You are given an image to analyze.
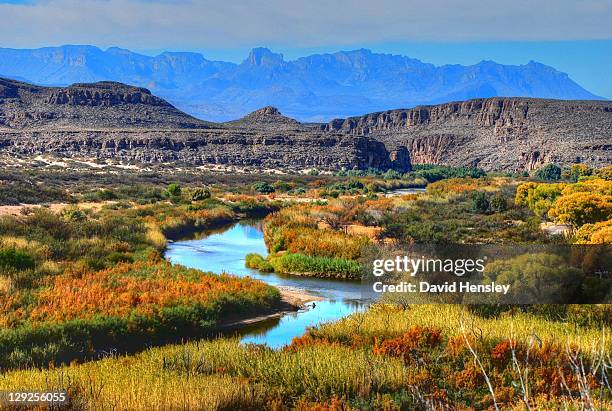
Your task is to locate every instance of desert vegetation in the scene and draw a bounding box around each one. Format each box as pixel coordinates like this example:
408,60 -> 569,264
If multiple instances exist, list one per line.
0,164 -> 609,410
516,165 -> 611,243
0,185 -> 282,370
0,304 -> 609,410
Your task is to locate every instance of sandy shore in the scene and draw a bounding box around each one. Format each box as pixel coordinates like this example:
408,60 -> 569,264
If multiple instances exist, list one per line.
278,286 -> 324,306
219,287 -> 323,330
0,202 -> 116,217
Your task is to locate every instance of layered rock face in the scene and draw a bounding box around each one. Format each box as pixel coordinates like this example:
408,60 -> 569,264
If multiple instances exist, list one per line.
323,98 -> 612,171
0,78 -> 408,172
2,78 -> 608,173
0,78 -> 210,130
1,130 -> 407,171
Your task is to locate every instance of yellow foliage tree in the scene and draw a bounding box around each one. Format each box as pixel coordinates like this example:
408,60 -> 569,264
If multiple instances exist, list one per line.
561,178 -> 612,196
547,192 -> 612,227
594,165 -> 612,181
515,183 -> 565,217
515,182 -> 538,206
574,220 -> 612,244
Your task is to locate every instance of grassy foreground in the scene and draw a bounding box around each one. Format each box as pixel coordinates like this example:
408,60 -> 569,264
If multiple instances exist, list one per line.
0,305 -> 609,410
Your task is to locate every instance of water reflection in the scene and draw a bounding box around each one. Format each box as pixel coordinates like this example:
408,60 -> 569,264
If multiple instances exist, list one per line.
165,221 -> 369,348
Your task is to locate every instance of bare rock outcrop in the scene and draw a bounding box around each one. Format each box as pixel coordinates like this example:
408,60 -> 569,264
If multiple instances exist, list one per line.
324,98 -> 611,171
2,77 -> 608,173
0,78 -> 407,172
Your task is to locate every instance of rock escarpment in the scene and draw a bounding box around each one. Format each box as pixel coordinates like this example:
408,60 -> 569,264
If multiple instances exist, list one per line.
1,130 -> 407,171
0,78 -> 210,130
2,78 -> 608,173
323,98 -> 612,171
0,78 -> 408,172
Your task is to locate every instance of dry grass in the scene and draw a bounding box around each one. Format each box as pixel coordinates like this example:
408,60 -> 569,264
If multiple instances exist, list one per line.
315,304 -> 611,355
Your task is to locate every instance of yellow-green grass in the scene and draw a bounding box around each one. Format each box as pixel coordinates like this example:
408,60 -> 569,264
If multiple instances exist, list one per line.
0,339 -> 406,410
313,304 -> 611,355
0,305 -> 609,409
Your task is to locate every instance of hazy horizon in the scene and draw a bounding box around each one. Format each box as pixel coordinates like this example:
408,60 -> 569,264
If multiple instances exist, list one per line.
1,41 -> 610,101
0,0 -> 610,98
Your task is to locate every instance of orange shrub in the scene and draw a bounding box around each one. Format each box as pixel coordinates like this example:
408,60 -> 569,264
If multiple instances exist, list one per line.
17,260 -> 274,323
264,203 -> 372,259
372,326 -> 442,362
428,177 -> 502,195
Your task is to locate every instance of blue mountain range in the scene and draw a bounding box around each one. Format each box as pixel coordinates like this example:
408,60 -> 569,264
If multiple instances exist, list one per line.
0,45 -> 603,122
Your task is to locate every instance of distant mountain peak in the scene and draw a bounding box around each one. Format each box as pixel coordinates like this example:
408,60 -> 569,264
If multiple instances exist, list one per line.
0,45 -> 604,122
106,46 -> 131,54
245,47 -> 285,67
230,105 -> 300,128
252,106 -> 281,115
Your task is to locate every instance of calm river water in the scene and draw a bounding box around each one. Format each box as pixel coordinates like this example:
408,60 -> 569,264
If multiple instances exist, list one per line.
165,221 -> 369,348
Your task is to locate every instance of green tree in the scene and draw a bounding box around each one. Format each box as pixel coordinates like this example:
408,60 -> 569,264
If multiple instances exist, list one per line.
534,163 -> 562,181
471,191 -> 490,213
515,183 -> 565,217
567,164 -> 592,182
483,253 -> 582,303
166,183 -> 182,197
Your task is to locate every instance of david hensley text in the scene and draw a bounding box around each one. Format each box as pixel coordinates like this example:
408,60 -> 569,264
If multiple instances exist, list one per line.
372,281 -> 511,295
371,256 -> 511,295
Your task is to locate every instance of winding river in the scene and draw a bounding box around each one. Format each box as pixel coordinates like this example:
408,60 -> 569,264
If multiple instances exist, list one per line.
165,221 -> 369,348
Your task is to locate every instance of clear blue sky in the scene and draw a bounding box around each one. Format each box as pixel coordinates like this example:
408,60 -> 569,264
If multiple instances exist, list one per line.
1,0 -> 610,98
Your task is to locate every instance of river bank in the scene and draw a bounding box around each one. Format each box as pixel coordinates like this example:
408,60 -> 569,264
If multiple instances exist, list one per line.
219,286 -> 323,332
165,221 -> 369,348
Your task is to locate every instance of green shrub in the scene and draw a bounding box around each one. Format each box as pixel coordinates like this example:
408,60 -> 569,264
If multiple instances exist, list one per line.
289,188 -> 306,196
383,170 -> 402,180
272,181 -> 294,192
412,164 -> 486,182
0,248 -> 35,270
166,183 -> 182,197
489,193 -> 508,212
245,253 -> 274,272
105,252 -> 134,265
534,163 -> 562,181
252,182 -> 275,194
471,191 -> 490,213
483,253 -> 583,303
231,200 -> 279,217
270,253 -> 361,280
190,187 -> 211,201
566,164 -> 593,182
61,207 -> 86,222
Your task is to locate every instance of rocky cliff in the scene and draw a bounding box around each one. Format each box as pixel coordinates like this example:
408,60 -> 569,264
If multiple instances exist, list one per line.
323,98 -> 611,171
0,78 -> 211,130
2,78 -> 608,173
0,78 -> 409,172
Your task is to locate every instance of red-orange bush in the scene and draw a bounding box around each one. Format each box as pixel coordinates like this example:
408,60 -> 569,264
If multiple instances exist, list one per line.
19,260 -> 274,323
